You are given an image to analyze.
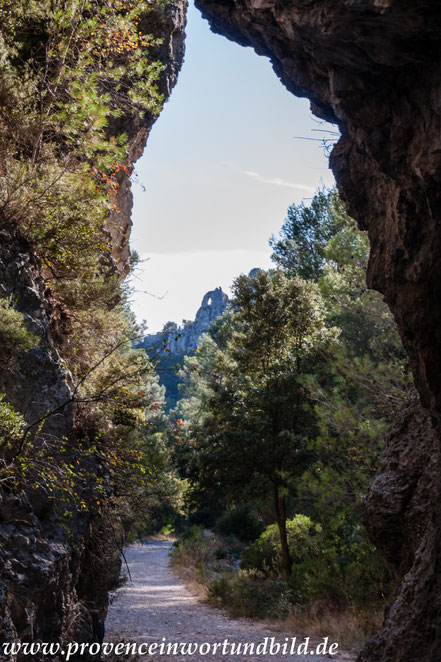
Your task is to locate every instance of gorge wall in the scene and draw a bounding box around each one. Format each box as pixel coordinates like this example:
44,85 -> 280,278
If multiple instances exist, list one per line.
0,2 -> 186,659
194,1 -> 441,660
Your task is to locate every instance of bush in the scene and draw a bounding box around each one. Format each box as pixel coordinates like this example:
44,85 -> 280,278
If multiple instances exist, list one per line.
241,515 -> 392,610
0,296 -> 38,357
170,526 -> 219,569
214,506 -> 264,542
241,514 -> 322,573
0,394 -> 25,449
208,570 -> 292,619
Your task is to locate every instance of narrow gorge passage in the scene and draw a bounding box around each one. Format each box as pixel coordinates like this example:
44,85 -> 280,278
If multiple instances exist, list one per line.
105,541 -> 352,661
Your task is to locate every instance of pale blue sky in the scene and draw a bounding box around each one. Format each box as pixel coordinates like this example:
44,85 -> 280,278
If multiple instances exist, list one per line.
130,1 -> 336,332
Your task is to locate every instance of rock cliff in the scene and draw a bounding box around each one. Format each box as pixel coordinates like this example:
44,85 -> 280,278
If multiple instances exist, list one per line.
0,2 -> 187,659
140,287 -> 229,408
108,2 -> 187,275
194,1 -> 441,660
360,392 -> 441,662
144,287 -> 229,354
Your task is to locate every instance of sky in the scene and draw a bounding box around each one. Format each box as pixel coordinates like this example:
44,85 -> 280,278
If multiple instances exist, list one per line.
129,1 -> 337,333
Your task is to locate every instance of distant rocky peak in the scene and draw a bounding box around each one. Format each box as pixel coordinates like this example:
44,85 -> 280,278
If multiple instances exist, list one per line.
195,287 -> 229,326
142,286 -> 229,355
248,267 -> 262,278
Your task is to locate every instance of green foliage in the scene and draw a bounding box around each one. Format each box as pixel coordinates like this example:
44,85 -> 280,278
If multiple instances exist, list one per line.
174,333 -> 220,425
214,506 -> 264,543
0,0 -> 179,538
0,394 -> 25,451
269,189 -> 343,280
295,196 -> 411,543
170,525 -> 220,569
208,571 -> 293,619
241,515 -> 322,573
184,270 -> 337,498
240,516 -> 391,610
181,270 -> 339,577
0,0 -> 167,282
153,351 -> 184,411
173,188 -> 408,616
0,296 -> 38,355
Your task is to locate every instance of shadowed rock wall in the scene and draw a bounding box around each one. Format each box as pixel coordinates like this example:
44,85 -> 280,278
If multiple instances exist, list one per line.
194,1 -> 441,659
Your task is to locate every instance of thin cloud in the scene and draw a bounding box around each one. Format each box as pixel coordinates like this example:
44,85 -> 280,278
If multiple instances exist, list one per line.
242,170 -> 315,192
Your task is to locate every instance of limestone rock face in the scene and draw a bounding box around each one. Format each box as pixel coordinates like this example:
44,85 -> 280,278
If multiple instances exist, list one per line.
0,1 -> 187,657
108,0 -> 187,275
140,287 -> 229,408
143,287 -> 229,355
194,2 -> 441,659
170,287 -> 229,353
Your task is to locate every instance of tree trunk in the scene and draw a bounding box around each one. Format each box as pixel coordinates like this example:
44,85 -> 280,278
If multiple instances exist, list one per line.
274,484 -> 292,580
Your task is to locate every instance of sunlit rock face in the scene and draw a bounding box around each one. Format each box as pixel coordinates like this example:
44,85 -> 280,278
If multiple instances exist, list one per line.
0,2 -> 187,658
140,287 -> 229,408
169,287 -> 229,354
107,1 -> 187,275
194,1 -> 441,660
142,287 -> 229,354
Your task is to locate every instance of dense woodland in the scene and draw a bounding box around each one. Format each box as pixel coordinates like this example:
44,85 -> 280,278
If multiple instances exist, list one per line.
128,189 -> 413,645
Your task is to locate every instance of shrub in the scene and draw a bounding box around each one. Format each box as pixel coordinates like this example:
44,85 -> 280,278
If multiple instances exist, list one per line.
0,394 -> 26,450
241,515 -> 392,609
0,296 -> 38,356
208,570 -> 292,619
170,526 -> 219,569
241,514 -> 322,574
214,505 -> 264,542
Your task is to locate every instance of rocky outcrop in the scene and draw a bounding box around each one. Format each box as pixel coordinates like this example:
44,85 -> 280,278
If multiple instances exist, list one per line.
0,222 -> 73,430
140,287 -> 228,408
143,287 -> 229,355
194,1 -> 441,659
0,2 -> 187,658
360,393 -> 441,662
0,219 -> 89,660
108,1 -> 187,275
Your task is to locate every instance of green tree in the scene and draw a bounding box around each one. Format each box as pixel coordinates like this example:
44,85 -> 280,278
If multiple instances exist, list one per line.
186,270 -> 337,578
273,191 -> 411,595
300,205 -> 411,528
269,189 -> 343,280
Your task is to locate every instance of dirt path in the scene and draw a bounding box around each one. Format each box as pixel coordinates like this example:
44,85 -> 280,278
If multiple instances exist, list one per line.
105,540 -> 352,661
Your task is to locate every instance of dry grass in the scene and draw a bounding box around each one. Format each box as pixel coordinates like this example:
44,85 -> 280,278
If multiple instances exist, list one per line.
169,529 -> 237,600
169,528 -> 384,655
170,549 -> 210,600
269,605 -> 384,652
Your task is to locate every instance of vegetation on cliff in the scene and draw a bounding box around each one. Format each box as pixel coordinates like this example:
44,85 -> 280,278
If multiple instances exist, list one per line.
0,0 -> 173,495
0,0 -> 186,649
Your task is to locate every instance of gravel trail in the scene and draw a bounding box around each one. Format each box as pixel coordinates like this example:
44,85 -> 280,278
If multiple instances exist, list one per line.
105,540 -> 352,661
